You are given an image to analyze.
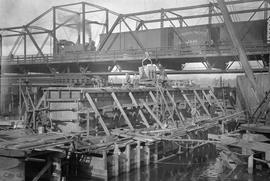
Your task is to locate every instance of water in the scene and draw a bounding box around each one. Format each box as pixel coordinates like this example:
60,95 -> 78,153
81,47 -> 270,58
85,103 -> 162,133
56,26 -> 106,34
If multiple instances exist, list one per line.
73,144 -> 270,181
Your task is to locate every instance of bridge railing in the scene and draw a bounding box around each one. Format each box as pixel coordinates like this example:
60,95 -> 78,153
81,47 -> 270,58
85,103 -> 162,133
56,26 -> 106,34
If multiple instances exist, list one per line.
1,43 -> 269,65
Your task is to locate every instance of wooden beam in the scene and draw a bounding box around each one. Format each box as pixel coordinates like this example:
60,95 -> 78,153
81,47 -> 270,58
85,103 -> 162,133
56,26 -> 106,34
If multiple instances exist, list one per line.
194,90 -> 210,116
128,92 -> 150,128
166,90 -> 185,125
32,160 -> 52,181
217,0 -> 260,101
182,92 -> 200,116
158,88 -> 177,127
85,93 -> 110,135
35,92 -> 47,110
111,92 -> 134,130
202,90 -> 212,106
149,91 -> 158,104
209,89 -> 225,113
140,99 -> 165,129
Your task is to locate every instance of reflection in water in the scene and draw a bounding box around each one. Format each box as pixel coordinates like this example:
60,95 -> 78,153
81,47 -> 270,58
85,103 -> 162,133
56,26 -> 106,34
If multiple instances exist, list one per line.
75,144 -> 270,181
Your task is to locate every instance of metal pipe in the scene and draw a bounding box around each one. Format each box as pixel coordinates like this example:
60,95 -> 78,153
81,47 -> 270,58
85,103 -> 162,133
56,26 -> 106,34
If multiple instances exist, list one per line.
23,34 -> 26,61
82,2 -> 86,48
0,34 -> 2,61
52,7 -> 57,56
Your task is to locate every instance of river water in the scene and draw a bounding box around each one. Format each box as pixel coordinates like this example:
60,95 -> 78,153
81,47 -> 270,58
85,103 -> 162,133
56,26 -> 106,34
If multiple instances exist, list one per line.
73,144 -> 270,181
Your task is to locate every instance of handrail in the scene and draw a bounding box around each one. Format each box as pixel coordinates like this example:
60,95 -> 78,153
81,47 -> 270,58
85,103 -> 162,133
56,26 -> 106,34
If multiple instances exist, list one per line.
2,42 -> 269,64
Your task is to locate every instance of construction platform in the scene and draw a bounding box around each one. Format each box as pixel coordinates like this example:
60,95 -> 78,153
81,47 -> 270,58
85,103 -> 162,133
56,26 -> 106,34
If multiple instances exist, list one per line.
0,84 -> 243,180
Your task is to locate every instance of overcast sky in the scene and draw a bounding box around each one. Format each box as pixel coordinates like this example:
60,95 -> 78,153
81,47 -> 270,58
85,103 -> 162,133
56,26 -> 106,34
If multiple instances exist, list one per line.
0,0 -> 209,27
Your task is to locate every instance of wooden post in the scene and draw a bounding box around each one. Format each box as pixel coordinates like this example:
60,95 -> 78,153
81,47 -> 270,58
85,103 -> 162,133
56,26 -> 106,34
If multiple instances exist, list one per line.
154,142 -> 158,162
113,144 -> 120,176
209,89 -> 225,113
144,144 -> 150,165
136,141 -> 141,168
111,92 -> 134,130
182,92 -> 200,116
248,154 -> 254,174
178,144 -> 182,154
194,90 -> 210,116
86,110 -> 90,138
158,88 -> 177,127
18,82 -> 22,119
125,144 -> 130,172
103,150 -> 107,171
265,151 -> 270,168
85,93 -> 110,135
242,134 -> 253,155
221,121 -> 225,134
202,90 -> 212,105
51,158 -> 61,181
166,90 -> 185,125
129,92 -> 150,128
141,99 -> 165,129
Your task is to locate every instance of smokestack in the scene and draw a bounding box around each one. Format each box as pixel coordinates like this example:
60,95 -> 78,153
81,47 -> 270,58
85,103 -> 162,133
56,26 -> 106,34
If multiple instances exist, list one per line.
88,24 -> 92,43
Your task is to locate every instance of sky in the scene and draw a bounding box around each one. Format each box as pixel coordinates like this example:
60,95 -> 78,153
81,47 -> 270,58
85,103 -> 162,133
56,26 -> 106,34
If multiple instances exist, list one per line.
0,0 -> 209,27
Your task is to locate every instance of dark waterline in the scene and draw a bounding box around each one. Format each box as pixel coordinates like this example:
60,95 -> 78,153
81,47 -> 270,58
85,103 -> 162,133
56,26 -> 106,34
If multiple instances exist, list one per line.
73,144 -> 270,181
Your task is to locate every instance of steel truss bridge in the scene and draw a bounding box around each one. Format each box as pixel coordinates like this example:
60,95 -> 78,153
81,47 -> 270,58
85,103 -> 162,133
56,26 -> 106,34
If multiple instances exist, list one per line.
0,0 -> 270,75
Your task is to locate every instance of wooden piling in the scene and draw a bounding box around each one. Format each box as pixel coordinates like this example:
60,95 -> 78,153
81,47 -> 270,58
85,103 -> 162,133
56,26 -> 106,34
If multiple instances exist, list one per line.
51,158 -> 61,181
248,154 -> 254,174
265,151 -> 270,168
125,144 -> 131,172
144,144 -> 150,165
154,142 -> 158,162
112,144 -> 120,177
136,141 -> 141,168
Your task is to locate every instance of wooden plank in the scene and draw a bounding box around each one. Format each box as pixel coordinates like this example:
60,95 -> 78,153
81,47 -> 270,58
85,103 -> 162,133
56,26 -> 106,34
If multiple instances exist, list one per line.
194,90 -> 210,116
149,91 -> 158,104
128,92 -> 150,128
35,92 -> 47,110
32,160 -> 52,181
165,90 -> 185,125
140,99 -> 165,129
125,144 -> 130,172
209,89 -> 225,113
158,88 -> 177,127
85,93 -> 110,135
202,90 -> 212,105
111,92 -> 134,130
210,133 -> 270,153
240,124 -> 270,134
136,141 -> 141,168
0,149 -> 27,157
182,92 -> 200,116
